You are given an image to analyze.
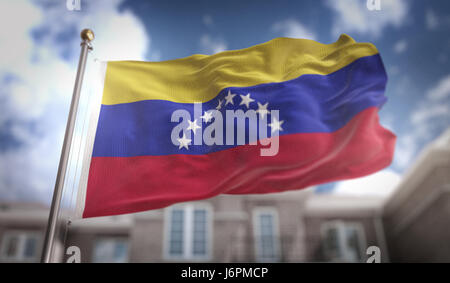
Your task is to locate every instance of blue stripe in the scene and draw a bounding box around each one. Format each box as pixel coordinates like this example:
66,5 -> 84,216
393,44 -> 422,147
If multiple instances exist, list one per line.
93,54 -> 387,157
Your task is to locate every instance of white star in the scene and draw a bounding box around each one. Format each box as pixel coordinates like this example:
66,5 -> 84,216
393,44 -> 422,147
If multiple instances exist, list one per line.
256,102 -> 269,119
239,93 -> 255,108
216,99 -> 223,110
200,111 -> 213,123
224,90 -> 236,105
186,119 -> 201,135
269,117 -> 284,133
177,133 -> 192,150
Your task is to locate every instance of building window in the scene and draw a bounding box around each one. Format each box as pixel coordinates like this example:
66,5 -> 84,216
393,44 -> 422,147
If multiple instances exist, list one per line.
0,231 -> 40,262
165,203 -> 212,260
168,209 -> 184,256
92,238 -> 129,263
253,208 -> 280,262
192,209 -> 208,256
321,221 -> 366,262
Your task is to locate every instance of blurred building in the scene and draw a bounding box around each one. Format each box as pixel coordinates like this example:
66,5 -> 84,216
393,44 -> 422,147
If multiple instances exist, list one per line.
0,128 -> 449,263
383,128 -> 450,262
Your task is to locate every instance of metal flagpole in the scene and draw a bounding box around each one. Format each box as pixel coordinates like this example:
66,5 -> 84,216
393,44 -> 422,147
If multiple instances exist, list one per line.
41,29 -> 95,263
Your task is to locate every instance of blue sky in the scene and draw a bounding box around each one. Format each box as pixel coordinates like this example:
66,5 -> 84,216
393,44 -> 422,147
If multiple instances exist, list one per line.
0,0 -> 449,202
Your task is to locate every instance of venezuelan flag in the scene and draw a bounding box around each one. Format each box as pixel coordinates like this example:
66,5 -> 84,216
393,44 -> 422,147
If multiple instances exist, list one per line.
79,34 -> 395,218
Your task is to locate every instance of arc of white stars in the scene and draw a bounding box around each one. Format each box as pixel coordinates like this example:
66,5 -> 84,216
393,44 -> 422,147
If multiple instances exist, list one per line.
224,90 -> 236,105
256,102 -> 269,119
269,117 -> 284,133
186,119 -> 201,135
239,93 -> 255,108
177,133 -> 192,150
200,111 -> 213,123
216,99 -> 223,110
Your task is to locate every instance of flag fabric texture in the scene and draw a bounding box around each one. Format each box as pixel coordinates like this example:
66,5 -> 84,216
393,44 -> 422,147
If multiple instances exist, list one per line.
78,34 -> 395,218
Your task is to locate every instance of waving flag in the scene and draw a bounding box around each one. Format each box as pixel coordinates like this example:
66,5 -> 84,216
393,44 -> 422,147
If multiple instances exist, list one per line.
76,34 -> 395,218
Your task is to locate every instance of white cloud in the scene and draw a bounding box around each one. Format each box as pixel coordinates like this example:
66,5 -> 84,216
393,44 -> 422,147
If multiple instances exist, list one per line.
426,74 -> 450,101
200,34 -> 227,54
411,104 -> 450,125
271,19 -> 317,40
0,0 -> 150,203
411,75 -> 450,129
395,74 -> 450,169
203,14 -> 214,28
334,170 -> 401,197
0,1 -> 42,74
426,9 -> 439,30
394,134 -> 418,169
326,0 -> 409,38
393,39 -> 407,54
30,0 -> 149,62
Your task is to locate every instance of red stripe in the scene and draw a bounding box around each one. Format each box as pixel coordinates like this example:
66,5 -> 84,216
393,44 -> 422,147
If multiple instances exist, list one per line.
83,107 -> 395,218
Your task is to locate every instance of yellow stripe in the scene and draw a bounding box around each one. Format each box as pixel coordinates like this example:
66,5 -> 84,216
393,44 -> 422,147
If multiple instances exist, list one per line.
102,34 -> 379,105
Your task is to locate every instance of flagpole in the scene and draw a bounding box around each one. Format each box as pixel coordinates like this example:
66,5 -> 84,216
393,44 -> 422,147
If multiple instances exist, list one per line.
41,29 -> 94,263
